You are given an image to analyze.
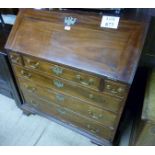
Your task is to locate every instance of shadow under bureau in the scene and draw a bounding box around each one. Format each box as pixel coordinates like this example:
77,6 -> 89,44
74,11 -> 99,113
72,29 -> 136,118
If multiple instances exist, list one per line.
5,9 -> 147,145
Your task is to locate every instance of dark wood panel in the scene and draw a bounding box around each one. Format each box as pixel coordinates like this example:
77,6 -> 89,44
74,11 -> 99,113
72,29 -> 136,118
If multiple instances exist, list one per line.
130,118 -> 155,146
0,20 -> 21,104
140,17 -> 155,67
142,17 -> 155,56
0,52 -> 21,103
129,69 -> 155,145
0,53 -> 9,85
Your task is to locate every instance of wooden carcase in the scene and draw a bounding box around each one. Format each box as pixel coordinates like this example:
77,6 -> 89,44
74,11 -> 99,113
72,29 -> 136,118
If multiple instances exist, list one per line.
5,9 -> 147,145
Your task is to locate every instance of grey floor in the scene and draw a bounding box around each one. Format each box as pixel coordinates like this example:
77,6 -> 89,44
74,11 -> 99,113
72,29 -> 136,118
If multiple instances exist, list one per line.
0,94 -> 131,146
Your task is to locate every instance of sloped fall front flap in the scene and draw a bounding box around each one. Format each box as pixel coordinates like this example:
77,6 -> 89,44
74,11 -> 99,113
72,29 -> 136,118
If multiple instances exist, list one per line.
5,9 -> 147,84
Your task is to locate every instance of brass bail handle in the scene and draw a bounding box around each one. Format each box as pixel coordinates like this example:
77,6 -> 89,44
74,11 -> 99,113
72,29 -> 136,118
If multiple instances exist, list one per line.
27,59 -> 40,69
21,70 -> 32,78
53,79 -> 64,88
76,75 -> 94,86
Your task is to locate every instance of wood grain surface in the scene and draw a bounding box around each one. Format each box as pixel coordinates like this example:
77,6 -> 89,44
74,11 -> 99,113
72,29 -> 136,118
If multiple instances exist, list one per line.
5,9 -> 147,84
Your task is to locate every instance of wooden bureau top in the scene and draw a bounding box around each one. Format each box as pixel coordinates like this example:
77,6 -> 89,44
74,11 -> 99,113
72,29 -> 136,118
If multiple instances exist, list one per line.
5,9 -> 147,84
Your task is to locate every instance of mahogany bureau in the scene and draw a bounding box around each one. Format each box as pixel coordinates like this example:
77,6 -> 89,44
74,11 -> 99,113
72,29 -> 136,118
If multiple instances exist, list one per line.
5,9 -> 147,145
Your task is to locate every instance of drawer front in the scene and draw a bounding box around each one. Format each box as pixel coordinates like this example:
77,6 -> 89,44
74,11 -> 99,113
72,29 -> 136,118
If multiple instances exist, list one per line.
23,55 -> 101,91
13,65 -> 123,113
9,52 -> 23,65
23,92 -> 114,141
18,78 -> 117,129
104,80 -> 128,97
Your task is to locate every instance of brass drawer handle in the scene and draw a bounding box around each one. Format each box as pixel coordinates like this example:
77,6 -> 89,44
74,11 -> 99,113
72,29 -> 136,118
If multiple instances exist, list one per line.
56,93 -> 65,102
27,59 -> 40,69
88,110 -> 103,120
106,84 -> 111,90
21,70 -> 32,79
52,65 -> 63,76
56,108 -> 66,115
106,84 -> 124,94
106,85 -> 117,93
111,89 -> 117,94
87,124 -> 100,134
117,87 -> 124,93
53,79 -> 64,88
10,55 -> 20,63
76,75 -> 94,86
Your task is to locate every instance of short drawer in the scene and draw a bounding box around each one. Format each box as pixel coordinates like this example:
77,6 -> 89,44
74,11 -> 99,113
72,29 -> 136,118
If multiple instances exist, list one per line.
104,80 -> 128,97
23,92 -> 114,141
18,78 -> 118,129
13,65 -> 123,113
23,55 -> 101,91
9,52 -> 23,65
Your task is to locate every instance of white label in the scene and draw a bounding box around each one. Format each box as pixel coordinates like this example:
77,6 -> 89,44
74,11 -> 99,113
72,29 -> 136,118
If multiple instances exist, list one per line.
64,26 -> 71,31
100,16 -> 120,29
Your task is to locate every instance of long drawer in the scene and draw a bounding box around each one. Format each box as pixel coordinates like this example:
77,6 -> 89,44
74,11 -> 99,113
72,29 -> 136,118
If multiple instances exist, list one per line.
13,64 -> 123,113
23,92 -> 114,141
22,54 -> 128,97
18,78 -> 117,129
23,54 -> 101,91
